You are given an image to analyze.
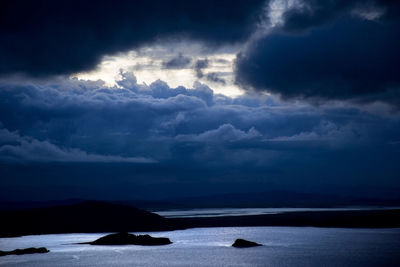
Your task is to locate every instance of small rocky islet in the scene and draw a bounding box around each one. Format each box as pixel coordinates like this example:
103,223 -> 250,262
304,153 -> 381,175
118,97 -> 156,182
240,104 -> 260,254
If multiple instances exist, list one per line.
232,238 -> 262,248
82,232 -> 172,246
0,247 -> 49,257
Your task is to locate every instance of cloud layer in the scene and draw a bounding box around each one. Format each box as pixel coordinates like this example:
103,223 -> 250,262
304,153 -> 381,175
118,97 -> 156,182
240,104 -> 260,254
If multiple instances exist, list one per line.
0,128 -> 155,163
0,74 -> 399,199
235,0 -> 400,106
0,0 -> 266,76
1,0 -> 400,199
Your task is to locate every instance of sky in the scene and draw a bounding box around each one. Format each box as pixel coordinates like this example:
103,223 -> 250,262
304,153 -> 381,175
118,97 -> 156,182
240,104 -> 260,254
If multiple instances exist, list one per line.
0,0 -> 399,201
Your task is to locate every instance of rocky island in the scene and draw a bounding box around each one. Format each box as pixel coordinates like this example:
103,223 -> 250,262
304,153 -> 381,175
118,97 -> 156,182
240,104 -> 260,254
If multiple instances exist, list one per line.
232,239 -> 262,248
0,247 -> 49,257
82,232 -> 172,246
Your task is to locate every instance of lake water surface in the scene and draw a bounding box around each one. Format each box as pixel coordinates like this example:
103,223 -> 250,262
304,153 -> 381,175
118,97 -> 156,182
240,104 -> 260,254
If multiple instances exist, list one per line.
1,227 -> 399,266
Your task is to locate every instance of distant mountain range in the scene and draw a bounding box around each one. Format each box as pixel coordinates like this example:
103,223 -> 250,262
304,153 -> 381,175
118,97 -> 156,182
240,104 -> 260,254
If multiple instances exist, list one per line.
1,190 -> 400,212
160,191 -> 400,209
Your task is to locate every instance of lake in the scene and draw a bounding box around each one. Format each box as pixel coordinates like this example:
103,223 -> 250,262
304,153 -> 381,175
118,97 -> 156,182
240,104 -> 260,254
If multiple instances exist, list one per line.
1,227 -> 399,266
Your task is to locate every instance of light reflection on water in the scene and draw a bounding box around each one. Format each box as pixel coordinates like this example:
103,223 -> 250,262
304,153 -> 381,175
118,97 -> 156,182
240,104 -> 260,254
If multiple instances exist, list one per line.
154,207 -> 400,218
0,227 -> 399,267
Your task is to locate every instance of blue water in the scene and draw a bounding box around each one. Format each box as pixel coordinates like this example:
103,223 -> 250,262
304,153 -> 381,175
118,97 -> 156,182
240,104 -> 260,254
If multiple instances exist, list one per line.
1,227 -> 399,266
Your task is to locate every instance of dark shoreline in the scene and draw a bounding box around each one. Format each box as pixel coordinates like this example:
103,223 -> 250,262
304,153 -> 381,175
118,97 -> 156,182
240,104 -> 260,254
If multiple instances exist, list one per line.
171,209 -> 400,229
1,201 -> 399,238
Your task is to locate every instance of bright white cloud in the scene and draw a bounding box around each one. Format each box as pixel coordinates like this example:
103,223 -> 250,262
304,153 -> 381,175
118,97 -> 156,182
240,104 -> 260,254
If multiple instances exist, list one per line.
72,41 -> 243,96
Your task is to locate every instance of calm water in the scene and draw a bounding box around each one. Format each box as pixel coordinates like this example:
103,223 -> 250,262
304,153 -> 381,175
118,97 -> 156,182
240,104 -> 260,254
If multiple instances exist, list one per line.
1,227 -> 400,267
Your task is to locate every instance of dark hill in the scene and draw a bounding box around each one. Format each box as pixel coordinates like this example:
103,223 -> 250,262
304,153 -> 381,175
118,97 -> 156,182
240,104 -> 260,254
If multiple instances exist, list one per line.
0,201 -> 178,237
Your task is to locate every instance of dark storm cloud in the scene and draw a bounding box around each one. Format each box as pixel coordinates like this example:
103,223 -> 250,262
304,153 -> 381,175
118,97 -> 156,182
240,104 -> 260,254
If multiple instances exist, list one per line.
236,0 -> 400,106
0,74 -> 400,198
162,53 -> 192,69
0,0 -> 267,77
279,0 -> 400,33
0,74 -> 399,163
1,0 -> 400,201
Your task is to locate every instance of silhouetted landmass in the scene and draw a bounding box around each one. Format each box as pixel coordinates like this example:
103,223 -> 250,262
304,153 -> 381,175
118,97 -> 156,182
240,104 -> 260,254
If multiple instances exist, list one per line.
0,201 -> 178,237
2,191 -> 400,211
81,232 -> 171,246
171,209 -> 400,229
0,247 -> 49,256
232,239 -> 262,248
1,202 -> 400,237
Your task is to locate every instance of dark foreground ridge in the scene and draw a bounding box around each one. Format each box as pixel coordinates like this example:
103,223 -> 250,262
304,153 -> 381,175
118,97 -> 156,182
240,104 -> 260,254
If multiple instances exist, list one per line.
0,247 -> 49,257
232,239 -> 262,248
81,232 -> 172,246
0,201 -> 178,237
1,201 -> 400,237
